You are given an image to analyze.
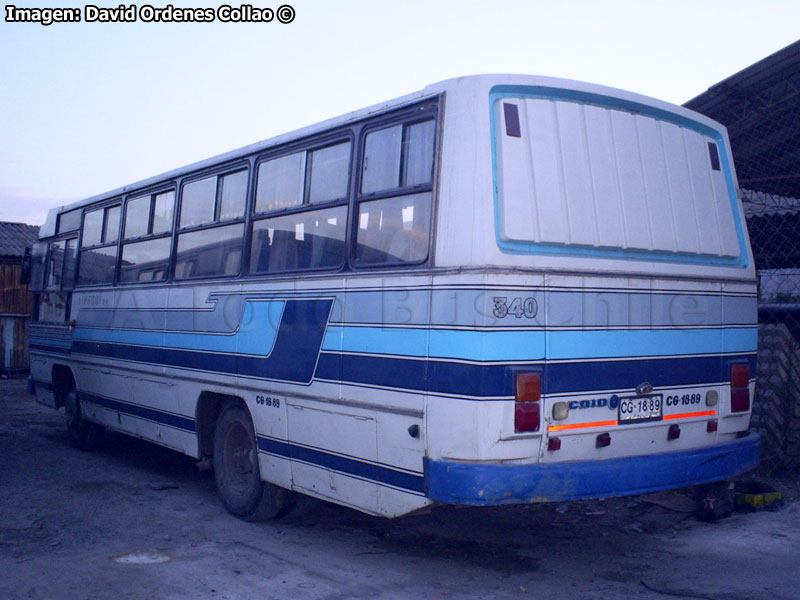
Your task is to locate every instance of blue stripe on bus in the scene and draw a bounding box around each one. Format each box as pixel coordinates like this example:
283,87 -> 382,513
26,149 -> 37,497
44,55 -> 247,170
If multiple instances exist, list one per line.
73,300 -> 285,355
30,342 -> 71,354
81,392 -> 196,433
315,352 -> 757,397
71,298 -> 333,384
66,341 -> 756,398
257,436 -> 425,494
322,326 -> 756,361
324,326 -> 546,361
30,337 -> 73,347
547,327 -> 756,360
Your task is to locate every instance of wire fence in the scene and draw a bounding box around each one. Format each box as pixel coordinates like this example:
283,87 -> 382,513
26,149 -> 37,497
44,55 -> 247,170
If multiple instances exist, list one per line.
743,186 -> 800,475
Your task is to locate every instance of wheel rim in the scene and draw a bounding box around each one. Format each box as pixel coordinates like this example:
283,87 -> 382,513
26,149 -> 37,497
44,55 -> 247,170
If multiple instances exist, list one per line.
222,420 -> 255,494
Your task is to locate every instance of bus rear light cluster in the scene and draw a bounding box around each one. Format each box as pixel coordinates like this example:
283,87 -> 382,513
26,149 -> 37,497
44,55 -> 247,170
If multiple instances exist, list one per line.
514,373 -> 541,432
730,365 -> 750,413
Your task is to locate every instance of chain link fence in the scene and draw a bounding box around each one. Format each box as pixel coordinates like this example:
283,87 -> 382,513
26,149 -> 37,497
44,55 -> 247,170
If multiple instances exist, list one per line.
744,188 -> 800,475
685,42 -> 800,475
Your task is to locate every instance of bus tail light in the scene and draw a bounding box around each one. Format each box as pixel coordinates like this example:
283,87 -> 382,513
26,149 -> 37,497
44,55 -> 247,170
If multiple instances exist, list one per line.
515,373 -> 541,432
730,365 -> 750,413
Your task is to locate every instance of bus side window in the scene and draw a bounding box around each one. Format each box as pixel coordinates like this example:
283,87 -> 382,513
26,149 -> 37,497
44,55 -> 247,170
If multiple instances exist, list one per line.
355,118 -> 435,266
175,169 -> 247,280
120,190 -> 174,283
249,140 -> 350,275
77,203 -> 121,286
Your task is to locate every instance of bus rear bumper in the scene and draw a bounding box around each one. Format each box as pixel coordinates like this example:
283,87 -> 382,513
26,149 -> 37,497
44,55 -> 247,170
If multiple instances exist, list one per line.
424,433 -> 761,505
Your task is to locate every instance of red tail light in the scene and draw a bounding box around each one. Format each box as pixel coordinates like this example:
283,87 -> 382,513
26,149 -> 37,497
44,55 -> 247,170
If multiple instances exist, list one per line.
730,365 -> 750,413
731,364 -> 749,388
514,373 -> 541,432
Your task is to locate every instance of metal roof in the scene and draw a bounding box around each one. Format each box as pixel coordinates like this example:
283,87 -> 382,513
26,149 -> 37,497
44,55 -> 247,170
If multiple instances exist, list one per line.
684,40 -> 800,200
0,222 -> 40,258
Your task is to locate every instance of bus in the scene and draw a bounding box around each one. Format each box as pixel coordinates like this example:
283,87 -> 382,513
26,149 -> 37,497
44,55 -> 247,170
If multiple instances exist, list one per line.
26,75 -> 760,520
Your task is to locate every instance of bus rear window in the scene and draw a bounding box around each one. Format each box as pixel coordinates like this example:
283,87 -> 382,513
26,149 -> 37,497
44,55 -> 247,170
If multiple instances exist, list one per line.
493,95 -> 742,263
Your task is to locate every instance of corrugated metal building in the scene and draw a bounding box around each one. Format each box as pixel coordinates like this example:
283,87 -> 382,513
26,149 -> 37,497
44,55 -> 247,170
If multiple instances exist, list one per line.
0,222 -> 40,373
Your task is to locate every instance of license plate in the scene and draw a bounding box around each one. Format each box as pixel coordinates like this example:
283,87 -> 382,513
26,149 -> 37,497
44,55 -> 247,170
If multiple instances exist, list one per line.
618,394 -> 663,424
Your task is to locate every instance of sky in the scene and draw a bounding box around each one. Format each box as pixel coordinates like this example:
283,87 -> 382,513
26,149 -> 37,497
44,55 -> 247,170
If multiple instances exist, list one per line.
1,0 -> 798,226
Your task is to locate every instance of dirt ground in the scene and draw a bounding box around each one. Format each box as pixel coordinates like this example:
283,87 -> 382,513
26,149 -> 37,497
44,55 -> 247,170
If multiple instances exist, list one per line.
2,377 -> 799,600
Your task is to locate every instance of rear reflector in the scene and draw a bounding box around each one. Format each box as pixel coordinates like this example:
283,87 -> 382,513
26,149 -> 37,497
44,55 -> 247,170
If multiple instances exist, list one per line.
707,419 -> 718,433
514,373 -> 541,432
596,432 -> 611,448
667,424 -> 681,440
730,365 -> 750,412
548,437 -> 561,451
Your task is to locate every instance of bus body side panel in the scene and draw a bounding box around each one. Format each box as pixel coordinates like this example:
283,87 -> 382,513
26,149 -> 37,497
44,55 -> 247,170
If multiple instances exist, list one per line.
69,285 -> 197,455
45,274 -> 434,517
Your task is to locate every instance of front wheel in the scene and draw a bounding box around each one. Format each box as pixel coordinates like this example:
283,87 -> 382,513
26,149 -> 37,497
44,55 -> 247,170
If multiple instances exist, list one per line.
64,389 -> 104,450
213,402 -> 291,521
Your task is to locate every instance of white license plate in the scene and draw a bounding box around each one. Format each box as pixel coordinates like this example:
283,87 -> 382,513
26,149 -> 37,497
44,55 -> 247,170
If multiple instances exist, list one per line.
618,394 -> 663,424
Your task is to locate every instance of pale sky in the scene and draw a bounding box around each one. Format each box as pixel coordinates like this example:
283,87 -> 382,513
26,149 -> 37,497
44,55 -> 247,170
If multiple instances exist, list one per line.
1,0 -> 798,226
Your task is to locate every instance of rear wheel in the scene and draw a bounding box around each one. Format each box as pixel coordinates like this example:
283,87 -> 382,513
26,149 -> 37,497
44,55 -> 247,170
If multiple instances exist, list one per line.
213,402 -> 291,521
64,389 -> 104,450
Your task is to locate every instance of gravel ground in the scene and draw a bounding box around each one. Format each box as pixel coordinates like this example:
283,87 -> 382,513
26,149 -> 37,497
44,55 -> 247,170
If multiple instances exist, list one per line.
1,377 -> 798,600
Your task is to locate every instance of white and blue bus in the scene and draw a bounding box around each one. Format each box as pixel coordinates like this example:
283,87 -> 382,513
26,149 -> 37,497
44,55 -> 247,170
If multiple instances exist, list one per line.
27,75 -> 760,519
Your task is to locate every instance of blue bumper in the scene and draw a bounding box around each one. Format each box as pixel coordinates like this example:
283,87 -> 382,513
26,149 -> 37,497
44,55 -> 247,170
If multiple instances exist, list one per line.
424,433 -> 760,505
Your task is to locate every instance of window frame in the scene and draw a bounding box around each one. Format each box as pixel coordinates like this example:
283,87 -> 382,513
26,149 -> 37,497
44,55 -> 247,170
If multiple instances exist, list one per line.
174,161 -> 251,281
248,132 -> 354,276
56,208 -> 82,234
350,103 -> 439,270
119,186 -> 177,285
76,200 -> 123,287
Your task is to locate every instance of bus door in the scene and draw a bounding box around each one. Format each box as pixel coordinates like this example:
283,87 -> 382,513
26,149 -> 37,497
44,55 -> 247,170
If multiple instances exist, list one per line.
29,237 -> 78,323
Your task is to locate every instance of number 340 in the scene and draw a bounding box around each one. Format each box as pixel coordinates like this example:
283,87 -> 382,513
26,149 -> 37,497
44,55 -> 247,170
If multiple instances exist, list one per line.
493,296 -> 538,319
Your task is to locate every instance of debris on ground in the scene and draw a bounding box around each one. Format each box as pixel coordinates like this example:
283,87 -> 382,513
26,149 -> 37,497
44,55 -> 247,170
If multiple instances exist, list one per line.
641,490 -> 696,513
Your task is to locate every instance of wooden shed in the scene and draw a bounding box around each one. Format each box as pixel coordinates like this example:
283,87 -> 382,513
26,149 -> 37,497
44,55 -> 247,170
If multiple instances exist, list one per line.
0,222 -> 40,373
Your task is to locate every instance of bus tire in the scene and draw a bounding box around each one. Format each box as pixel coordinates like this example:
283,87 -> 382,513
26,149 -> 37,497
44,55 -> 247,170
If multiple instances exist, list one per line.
213,403 -> 291,521
64,389 -> 104,451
